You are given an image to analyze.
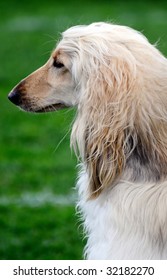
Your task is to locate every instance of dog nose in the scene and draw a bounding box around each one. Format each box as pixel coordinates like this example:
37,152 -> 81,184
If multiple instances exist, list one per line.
8,89 -> 22,106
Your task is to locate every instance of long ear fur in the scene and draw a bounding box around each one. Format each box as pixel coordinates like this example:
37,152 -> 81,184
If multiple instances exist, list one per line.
71,43 -> 138,197
70,30 -> 167,198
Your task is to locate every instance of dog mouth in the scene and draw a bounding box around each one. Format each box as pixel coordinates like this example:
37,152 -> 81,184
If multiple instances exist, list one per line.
8,89 -> 70,113
34,102 -> 69,113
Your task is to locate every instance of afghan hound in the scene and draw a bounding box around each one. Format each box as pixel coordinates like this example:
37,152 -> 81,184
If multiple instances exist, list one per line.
8,22 -> 167,259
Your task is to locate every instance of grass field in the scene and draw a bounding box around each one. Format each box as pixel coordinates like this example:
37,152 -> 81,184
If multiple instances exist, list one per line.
0,0 -> 167,259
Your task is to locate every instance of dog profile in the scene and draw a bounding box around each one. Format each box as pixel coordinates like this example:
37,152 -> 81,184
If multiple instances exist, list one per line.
8,22 -> 167,259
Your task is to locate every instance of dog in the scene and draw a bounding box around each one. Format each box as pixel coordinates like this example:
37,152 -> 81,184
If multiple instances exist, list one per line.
8,22 -> 167,259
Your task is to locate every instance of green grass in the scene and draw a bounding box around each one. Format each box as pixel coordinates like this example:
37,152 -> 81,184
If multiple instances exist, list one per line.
0,205 -> 83,260
0,0 -> 167,259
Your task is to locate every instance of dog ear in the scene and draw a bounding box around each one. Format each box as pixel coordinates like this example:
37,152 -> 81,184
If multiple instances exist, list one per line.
82,54 -> 137,198
71,44 -> 137,198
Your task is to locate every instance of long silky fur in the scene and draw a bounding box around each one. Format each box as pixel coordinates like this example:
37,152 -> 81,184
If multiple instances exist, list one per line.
65,23 -> 167,198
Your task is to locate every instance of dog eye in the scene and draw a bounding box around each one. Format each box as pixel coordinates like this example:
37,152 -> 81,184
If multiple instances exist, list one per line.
53,60 -> 64,68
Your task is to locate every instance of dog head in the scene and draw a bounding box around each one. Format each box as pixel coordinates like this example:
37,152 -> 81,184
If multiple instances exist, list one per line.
8,48 -> 79,112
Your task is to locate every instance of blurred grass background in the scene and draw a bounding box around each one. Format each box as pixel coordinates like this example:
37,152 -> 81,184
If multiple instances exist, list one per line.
0,0 -> 167,259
